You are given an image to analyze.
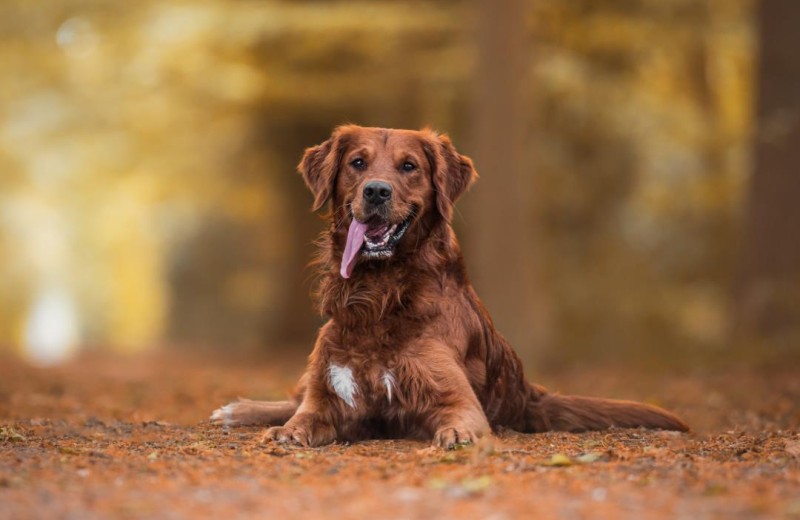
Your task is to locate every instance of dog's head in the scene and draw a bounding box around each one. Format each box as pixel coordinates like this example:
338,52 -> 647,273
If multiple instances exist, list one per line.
298,125 -> 477,278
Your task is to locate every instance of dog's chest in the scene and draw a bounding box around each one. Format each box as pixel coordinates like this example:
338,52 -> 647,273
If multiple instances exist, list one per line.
325,360 -> 398,411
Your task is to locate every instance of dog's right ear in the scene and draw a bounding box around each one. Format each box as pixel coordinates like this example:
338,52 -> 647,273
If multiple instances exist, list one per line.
297,129 -> 350,212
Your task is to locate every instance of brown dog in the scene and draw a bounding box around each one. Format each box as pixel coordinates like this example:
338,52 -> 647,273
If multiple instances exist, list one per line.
211,125 -> 688,448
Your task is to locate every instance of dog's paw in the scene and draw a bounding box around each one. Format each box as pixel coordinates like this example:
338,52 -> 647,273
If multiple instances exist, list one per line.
433,427 -> 477,450
262,425 -> 310,446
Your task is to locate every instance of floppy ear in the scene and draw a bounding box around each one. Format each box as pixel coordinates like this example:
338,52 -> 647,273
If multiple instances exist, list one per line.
297,130 -> 349,212
424,132 -> 478,221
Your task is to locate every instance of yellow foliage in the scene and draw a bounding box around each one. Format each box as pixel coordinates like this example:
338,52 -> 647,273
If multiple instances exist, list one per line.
0,0 -> 758,358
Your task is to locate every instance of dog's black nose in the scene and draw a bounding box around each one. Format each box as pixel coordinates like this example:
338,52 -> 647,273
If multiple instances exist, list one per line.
363,181 -> 392,205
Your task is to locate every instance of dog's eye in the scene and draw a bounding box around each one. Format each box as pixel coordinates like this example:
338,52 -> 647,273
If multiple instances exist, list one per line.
351,158 -> 366,169
401,162 -> 416,172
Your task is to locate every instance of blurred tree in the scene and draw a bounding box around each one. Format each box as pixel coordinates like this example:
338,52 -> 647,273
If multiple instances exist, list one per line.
261,122 -> 329,347
0,0 -> 760,364
464,0 -> 552,364
735,0 -> 800,341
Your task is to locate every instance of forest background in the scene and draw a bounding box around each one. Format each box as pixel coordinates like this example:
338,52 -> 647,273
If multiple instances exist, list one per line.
1,0 -> 798,371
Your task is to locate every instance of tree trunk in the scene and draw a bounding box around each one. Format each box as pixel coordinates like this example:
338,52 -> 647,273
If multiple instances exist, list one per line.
735,0 -> 800,339
267,124 -> 329,350
465,0 -> 552,365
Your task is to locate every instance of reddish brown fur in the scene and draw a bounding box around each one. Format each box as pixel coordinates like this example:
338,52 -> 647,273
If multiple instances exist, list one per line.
211,125 -> 689,448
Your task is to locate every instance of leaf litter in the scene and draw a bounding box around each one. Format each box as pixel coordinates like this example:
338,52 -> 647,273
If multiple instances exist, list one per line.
0,352 -> 798,519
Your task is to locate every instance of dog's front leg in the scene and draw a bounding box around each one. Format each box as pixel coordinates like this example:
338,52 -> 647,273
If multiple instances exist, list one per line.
429,388 -> 491,450
407,347 -> 492,449
263,378 -> 342,447
263,409 -> 335,447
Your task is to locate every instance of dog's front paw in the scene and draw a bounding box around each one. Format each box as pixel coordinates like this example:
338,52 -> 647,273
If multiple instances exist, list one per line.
433,427 -> 478,450
263,425 -> 311,446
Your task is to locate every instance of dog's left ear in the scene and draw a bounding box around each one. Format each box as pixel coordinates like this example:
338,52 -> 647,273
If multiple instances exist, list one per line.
298,129 -> 350,212
424,131 -> 478,221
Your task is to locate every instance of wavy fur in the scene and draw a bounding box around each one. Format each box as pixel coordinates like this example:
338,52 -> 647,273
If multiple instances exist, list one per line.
211,126 -> 688,448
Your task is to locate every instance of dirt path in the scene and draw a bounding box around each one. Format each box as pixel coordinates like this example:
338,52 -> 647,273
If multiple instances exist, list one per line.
1,353 -> 798,519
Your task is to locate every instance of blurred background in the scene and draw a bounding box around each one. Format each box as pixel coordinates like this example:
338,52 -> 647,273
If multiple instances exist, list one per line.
1,0 -> 798,370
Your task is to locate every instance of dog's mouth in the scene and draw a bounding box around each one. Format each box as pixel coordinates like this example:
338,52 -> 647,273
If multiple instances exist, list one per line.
340,210 -> 415,279
362,215 -> 412,256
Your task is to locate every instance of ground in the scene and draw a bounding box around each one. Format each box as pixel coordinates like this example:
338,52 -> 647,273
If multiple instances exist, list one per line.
1,351 -> 798,519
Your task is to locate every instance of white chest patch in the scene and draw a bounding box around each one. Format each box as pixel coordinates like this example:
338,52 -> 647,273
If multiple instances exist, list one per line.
328,363 -> 358,408
382,371 -> 396,403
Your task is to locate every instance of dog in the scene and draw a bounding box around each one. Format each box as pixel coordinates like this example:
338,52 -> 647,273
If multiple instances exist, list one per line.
211,125 -> 688,448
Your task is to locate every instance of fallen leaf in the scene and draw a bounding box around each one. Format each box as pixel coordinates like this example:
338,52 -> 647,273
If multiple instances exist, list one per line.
427,478 -> 447,490
439,453 -> 457,462
576,452 -> 603,464
0,427 -> 27,443
461,476 -> 493,493
786,500 -> 800,517
545,453 -> 573,467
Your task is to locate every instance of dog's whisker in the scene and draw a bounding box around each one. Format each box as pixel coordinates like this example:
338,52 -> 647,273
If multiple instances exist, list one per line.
330,204 -> 351,234
434,188 -> 465,223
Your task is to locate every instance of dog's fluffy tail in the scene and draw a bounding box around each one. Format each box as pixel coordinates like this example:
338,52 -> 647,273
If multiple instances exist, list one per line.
526,384 -> 689,432
210,399 -> 298,427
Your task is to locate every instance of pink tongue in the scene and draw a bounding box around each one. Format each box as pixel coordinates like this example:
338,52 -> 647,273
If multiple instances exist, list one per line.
341,219 -> 368,278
